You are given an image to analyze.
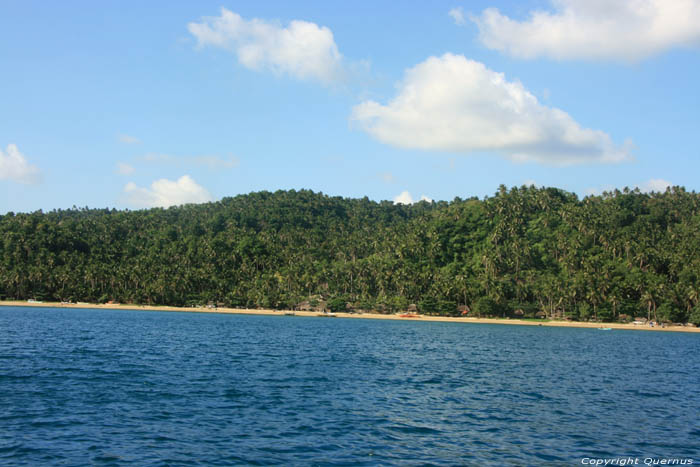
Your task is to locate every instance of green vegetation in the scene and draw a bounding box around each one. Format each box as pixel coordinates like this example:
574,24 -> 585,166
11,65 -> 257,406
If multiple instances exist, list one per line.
1,185 -> 699,324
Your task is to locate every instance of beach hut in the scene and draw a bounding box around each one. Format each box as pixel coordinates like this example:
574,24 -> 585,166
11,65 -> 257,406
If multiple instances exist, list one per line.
535,311 -> 547,319
296,300 -> 313,311
513,309 -> 525,317
458,305 -> 470,316
407,303 -> 418,313
296,297 -> 327,312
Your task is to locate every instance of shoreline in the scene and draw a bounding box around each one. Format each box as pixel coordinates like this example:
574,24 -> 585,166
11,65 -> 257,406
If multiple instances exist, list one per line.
1,300 -> 698,333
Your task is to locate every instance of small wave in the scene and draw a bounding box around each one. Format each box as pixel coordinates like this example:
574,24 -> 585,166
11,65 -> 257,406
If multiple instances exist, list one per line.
389,423 -> 442,435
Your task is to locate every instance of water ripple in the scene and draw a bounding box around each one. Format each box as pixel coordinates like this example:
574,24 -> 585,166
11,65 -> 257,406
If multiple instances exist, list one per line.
1,307 -> 699,465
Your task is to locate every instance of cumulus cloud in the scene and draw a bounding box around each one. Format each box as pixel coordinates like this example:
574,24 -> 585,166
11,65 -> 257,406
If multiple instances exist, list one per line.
471,0 -> 700,61
393,191 -> 432,205
0,144 -> 41,184
118,134 -> 140,144
188,8 -> 346,84
124,175 -> 212,208
116,162 -> 135,175
352,53 -> 630,166
639,178 -> 672,193
393,191 -> 413,205
449,7 -> 466,26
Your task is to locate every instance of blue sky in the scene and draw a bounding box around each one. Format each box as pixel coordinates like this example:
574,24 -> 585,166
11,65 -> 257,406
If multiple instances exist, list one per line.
1,0 -> 699,213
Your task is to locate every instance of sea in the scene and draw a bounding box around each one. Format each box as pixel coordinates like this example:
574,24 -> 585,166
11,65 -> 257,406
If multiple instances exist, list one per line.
1,306 -> 698,466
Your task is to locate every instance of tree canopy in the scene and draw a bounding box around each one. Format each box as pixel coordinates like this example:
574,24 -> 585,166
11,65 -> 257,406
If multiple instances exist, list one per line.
1,186 -> 699,323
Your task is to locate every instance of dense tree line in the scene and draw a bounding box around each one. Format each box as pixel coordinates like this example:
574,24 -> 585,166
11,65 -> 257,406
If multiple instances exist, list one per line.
1,186 -> 700,324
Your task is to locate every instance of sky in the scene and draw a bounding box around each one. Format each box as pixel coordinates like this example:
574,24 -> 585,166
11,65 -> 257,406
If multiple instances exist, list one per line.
1,0 -> 699,213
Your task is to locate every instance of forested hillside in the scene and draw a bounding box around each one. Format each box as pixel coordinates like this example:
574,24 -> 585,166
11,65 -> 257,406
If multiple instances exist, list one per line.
2,186 -> 700,324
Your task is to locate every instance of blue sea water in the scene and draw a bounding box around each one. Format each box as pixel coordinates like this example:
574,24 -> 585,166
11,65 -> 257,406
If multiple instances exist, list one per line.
0,307 -> 698,466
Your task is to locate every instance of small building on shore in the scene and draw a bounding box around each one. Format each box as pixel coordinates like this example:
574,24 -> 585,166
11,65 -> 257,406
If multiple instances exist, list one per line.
295,299 -> 326,312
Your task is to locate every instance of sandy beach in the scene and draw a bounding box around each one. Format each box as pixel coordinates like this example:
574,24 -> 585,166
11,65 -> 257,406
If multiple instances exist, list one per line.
2,300 -> 698,333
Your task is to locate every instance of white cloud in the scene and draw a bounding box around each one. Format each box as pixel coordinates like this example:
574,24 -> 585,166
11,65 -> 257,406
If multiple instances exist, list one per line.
141,153 -> 239,169
585,184 -> 615,197
472,0 -> 700,61
142,153 -> 175,164
190,155 -> 239,169
0,144 -> 41,184
585,178 -> 672,196
393,191 -> 432,205
118,134 -> 140,144
116,162 -> 135,175
124,175 -> 213,208
449,7 -> 466,26
639,178 -> 672,193
394,191 -> 414,205
188,8 -> 345,84
380,172 -> 396,183
352,53 -> 630,166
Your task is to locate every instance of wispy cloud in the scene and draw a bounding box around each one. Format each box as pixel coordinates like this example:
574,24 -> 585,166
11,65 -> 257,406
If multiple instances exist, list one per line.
471,0 -> 700,61
449,7 -> 466,26
585,178 -> 673,196
352,53 -> 631,166
118,134 -> 141,144
191,155 -> 240,169
141,153 -> 239,170
585,184 -> 615,197
380,172 -> 396,184
115,162 -> 135,175
188,8 -> 347,85
124,175 -> 213,208
0,144 -> 41,184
